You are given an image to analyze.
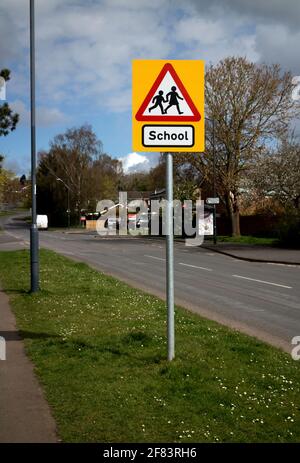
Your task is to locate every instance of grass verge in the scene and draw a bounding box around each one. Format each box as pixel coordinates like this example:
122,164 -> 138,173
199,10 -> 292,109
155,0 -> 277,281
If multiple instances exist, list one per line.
0,249 -> 299,443
214,235 -> 277,246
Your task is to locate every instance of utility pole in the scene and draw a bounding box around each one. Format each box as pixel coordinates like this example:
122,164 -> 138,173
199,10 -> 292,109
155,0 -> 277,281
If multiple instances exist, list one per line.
212,118 -> 217,245
30,0 -> 39,292
166,152 -> 175,361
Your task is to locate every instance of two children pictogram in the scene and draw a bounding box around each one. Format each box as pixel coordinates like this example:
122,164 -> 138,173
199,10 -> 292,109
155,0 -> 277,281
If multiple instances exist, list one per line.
149,86 -> 184,115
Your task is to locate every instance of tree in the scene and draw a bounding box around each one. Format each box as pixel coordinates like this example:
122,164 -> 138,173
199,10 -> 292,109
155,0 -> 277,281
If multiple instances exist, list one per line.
148,155 -> 166,192
120,172 -> 152,192
177,57 -> 299,235
0,69 -> 19,137
0,168 -> 24,206
37,125 -> 122,225
88,153 -> 122,206
251,133 -> 300,211
39,125 -> 102,220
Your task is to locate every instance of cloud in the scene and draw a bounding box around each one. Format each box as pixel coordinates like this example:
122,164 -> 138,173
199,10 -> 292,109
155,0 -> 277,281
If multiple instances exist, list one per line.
120,152 -> 154,173
3,157 -> 23,176
255,23 -> 300,74
10,100 -> 68,127
1,0 -> 174,113
175,13 -> 259,64
1,0 -> 300,124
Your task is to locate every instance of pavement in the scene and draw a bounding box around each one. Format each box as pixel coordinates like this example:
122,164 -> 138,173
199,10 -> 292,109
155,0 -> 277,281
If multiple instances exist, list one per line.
0,288 -> 58,443
202,242 -> 300,265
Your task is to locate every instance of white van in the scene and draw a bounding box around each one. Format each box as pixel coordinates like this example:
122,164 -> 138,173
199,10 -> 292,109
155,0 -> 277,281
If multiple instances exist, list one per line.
37,214 -> 48,230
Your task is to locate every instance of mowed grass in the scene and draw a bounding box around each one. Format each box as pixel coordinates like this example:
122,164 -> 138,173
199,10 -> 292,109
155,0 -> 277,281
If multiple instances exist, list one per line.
214,235 -> 277,246
0,249 -> 299,443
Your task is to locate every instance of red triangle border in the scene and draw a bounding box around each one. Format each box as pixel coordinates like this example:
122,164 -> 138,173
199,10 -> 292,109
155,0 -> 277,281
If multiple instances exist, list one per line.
135,63 -> 201,122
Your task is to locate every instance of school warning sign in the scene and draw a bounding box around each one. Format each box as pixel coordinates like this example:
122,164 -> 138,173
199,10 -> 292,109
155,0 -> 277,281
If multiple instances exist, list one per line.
132,60 -> 205,152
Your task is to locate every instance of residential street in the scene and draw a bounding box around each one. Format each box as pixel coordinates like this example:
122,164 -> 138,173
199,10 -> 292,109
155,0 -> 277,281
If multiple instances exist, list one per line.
1,215 -> 299,352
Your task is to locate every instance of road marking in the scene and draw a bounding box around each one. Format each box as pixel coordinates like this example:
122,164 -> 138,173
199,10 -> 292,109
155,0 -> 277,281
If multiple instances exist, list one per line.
267,262 -> 299,268
144,255 -> 165,261
179,263 -> 212,271
232,274 -> 292,289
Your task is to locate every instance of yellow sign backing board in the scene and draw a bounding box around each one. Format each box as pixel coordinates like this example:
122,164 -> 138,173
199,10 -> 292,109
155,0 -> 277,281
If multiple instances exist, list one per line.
132,59 -> 205,152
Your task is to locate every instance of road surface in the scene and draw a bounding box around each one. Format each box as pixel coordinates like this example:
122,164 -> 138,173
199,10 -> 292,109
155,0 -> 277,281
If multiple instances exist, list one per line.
1,215 -> 300,352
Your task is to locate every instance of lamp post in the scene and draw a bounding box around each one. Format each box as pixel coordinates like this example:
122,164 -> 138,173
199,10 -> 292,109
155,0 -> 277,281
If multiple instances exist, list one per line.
57,178 -> 71,228
206,117 -> 217,245
30,0 -> 39,292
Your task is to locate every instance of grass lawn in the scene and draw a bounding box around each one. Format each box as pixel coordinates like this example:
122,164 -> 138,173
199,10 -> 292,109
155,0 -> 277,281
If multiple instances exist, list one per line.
0,208 -> 27,217
213,235 -> 277,246
0,249 -> 299,443
0,211 -> 13,218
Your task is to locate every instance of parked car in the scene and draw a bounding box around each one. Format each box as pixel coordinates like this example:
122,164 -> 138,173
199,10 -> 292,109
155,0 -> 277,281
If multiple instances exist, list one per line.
105,216 -> 120,230
36,214 -> 48,230
136,212 -> 150,230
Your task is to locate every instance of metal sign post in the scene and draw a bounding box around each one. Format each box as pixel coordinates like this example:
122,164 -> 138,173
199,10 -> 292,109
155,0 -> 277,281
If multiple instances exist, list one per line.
30,0 -> 39,292
132,60 -> 205,361
166,152 -> 175,361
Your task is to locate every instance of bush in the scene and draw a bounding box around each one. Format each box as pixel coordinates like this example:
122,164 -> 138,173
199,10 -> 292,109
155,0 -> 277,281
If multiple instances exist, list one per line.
277,213 -> 300,248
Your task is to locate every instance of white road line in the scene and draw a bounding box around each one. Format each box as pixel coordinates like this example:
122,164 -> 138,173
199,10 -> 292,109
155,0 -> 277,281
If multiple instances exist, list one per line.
179,263 -> 212,271
144,255 -> 165,262
232,274 -> 292,289
5,231 -> 22,240
267,262 -> 299,268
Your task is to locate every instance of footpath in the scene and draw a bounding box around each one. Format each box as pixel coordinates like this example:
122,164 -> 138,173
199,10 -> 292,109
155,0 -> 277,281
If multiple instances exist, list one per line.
0,288 -> 57,442
202,242 -> 300,265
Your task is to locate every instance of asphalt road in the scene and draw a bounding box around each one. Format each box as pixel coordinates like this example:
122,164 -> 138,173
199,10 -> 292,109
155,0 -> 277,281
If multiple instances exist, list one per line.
2,215 -> 300,352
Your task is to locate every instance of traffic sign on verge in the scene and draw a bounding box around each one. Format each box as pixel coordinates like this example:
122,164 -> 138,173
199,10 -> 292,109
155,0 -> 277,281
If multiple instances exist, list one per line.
132,60 -> 205,152
206,197 -> 220,205
132,59 -> 205,362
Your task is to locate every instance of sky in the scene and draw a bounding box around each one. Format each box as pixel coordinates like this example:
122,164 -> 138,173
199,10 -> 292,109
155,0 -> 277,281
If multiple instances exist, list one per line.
1,0 -> 300,175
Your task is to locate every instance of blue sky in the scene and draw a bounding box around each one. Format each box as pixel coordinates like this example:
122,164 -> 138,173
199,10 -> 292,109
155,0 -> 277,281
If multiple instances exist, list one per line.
1,0 -> 300,175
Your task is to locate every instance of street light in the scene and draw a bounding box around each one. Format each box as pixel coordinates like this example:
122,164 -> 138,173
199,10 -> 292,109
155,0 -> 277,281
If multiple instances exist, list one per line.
205,117 -> 217,245
56,177 -> 71,229
30,0 -> 39,292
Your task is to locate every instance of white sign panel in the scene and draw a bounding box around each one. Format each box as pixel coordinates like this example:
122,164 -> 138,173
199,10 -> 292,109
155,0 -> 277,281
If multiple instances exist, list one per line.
0,77 -> 6,100
206,197 -> 220,205
199,212 -> 214,236
142,125 -> 194,147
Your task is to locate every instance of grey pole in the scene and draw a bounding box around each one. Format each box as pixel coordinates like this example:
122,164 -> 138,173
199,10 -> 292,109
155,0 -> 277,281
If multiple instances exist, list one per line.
30,0 -> 39,292
67,187 -> 70,229
212,118 -> 217,245
166,152 -> 175,361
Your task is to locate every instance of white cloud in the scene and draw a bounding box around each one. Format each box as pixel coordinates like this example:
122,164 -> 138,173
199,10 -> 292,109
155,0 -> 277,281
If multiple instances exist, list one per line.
3,157 -> 23,176
10,100 -> 68,127
176,17 -> 227,46
255,23 -> 300,73
1,0 -> 300,119
0,0 -> 173,112
120,152 -> 150,173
